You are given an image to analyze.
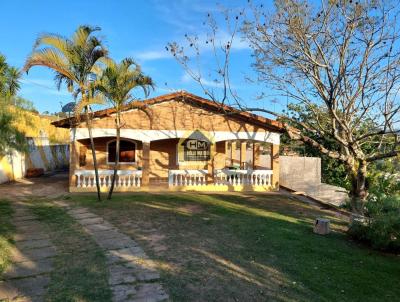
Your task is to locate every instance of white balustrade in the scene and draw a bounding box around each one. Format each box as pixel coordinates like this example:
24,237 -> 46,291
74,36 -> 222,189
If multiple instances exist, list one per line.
168,170 -> 208,186
168,169 -> 273,187
214,169 -> 273,186
75,170 -> 142,188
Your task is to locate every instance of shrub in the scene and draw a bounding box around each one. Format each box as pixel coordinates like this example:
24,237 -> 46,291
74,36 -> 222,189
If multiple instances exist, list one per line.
349,194 -> 400,253
367,171 -> 400,198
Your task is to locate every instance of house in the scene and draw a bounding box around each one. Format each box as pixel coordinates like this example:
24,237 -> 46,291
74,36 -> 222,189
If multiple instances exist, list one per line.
52,91 -> 285,192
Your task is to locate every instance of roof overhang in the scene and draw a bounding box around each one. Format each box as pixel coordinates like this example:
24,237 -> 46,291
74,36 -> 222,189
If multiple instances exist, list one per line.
51,91 -> 286,133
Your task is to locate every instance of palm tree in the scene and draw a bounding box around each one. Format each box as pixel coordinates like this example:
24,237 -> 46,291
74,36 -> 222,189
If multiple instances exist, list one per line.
96,58 -> 153,199
5,67 -> 21,99
0,54 -> 21,99
0,55 -> 8,95
24,25 -> 108,201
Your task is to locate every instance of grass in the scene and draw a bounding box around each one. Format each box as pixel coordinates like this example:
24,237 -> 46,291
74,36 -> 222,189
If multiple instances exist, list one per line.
0,199 -> 15,278
68,192 -> 400,302
31,200 -> 112,302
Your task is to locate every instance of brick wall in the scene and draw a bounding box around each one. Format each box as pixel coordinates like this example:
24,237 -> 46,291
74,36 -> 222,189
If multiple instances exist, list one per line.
84,100 -> 269,133
70,99 -> 280,187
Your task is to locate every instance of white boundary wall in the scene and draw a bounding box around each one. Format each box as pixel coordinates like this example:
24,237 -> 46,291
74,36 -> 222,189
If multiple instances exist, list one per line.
0,137 -> 69,184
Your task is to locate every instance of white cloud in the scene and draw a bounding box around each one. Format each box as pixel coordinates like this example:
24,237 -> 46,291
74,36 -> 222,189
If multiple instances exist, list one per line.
135,50 -> 172,61
135,30 -> 249,63
134,0 -> 250,63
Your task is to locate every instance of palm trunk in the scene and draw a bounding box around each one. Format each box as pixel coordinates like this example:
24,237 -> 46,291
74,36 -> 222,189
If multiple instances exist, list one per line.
108,112 -> 120,199
349,160 -> 368,215
85,107 -> 102,201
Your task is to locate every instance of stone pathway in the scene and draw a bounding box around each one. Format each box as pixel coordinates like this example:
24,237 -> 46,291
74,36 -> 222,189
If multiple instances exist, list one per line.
0,202 -> 57,302
53,201 -> 169,302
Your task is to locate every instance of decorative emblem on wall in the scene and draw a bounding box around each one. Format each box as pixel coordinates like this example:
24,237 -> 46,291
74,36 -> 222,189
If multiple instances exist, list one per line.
178,130 -> 215,162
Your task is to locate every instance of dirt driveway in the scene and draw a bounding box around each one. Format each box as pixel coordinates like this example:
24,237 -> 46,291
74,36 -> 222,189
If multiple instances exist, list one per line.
0,172 -> 69,199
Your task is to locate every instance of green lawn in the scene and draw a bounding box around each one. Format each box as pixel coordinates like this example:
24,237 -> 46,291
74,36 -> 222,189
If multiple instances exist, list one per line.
31,201 -> 112,302
0,199 -> 15,278
67,192 -> 400,302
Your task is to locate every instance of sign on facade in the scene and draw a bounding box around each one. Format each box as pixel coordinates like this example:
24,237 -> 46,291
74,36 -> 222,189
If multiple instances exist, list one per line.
178,130 -> 214,162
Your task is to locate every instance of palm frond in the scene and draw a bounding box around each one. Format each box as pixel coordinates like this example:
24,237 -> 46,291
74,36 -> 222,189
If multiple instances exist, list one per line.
96,57 -> 154,108
24,48 -> 76,79
33,33 -> 70,56
74,93 -> 106,120
72,25 -> 101,49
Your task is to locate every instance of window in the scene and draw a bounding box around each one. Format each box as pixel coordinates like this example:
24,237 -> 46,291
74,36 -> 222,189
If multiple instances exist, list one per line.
79,146 -> 87,166
107,140 -> 136,163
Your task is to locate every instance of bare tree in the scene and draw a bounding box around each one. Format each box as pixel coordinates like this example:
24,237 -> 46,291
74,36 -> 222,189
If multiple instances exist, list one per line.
168,0 -> 400,213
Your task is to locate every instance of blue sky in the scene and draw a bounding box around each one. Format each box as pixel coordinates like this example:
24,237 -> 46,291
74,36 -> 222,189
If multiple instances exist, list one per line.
0,0 -> 284,114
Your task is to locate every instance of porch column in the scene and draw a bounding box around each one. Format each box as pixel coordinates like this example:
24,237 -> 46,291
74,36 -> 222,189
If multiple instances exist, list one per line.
230,141 -> 235,166
253,143 -> 261,170
207,143 -> 217,184
225,141 -> 230,167
240,141 -> 247,169
142,141 -> 150,186
271,144 -> 280,189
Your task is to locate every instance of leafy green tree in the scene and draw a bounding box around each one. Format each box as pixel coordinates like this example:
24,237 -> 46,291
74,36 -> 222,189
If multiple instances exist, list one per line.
0,53 -> 26,154
0,102 -> 27,155
170,1 -> 400,214
95,58 -> 153,199
24,25 -> 108,201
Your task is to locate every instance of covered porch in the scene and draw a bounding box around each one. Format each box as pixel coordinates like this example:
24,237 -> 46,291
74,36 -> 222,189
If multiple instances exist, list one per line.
69,129 -> 280,193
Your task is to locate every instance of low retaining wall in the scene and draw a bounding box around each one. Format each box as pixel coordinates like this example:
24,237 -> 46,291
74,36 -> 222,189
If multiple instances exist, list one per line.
0,137 -> 69,184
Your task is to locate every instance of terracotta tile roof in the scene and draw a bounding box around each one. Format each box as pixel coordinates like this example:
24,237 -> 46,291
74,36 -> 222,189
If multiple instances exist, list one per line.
51,91 -> 285,133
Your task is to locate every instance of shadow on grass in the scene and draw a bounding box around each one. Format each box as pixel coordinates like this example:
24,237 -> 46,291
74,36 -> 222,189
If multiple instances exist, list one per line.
69,192 -> 400,302
0,199 -> 15,278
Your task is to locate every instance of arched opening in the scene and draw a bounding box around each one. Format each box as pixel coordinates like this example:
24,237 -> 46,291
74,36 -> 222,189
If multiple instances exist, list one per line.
107,139 -> 136,164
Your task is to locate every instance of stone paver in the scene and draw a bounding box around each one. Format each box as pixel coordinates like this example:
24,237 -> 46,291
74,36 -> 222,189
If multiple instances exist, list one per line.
15,239 -> 53,250
11,246 -> 57,263
54,200 -> 169,302
0,202 -> 57,302
0,275 -> 50,302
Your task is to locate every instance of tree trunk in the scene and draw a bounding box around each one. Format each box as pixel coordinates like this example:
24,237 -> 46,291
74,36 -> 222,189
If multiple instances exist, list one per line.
85,107 -> 102,201
349,160 -> 368,215
108,113 -> 120,199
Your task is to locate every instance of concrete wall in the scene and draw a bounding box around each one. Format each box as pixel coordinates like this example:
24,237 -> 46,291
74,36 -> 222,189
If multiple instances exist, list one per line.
0,151 -> 25,184
278,156 -> 321,187
0,137 -> 69,184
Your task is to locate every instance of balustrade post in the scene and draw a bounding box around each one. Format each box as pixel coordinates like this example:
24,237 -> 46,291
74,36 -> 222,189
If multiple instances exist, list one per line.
76,173 -> 81,187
